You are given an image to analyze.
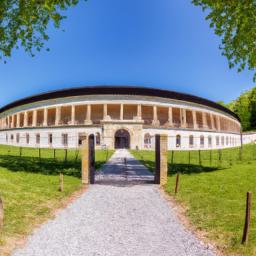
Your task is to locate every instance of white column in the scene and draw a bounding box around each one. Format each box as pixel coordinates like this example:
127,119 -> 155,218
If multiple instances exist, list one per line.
85,105 -> 92,125
103,104 -> 108,120
210,114 -> 214,130
71,105 -> 76,125
24,112 -> 28,127
55,107 -> 61,126
33,110 -> 37,127
137,104 -> 142,120
120,104 -> 123,120
11,115 -> 15,128
192,111 -> 198,129
16,113 -> 20,128
202,112 -> 207,129
43,108 -> 48,126
168,107 -> 173,126
152,106 -> 160,126
181,109 -> 187,128
217,115 -> 221,131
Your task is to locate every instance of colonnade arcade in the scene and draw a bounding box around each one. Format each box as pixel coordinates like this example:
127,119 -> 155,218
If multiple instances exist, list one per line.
0,103 -> 240,133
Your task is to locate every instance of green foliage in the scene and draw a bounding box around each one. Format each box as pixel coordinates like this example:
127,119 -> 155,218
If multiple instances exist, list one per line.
233,90 -> 251,130
0,145 -> 114,254
192,0 -> 256,80
222,87 -> 256,131
0,0 -> 83,59
131,144 -> 256,255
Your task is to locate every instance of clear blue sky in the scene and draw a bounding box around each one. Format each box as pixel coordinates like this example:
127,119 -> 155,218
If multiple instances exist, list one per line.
0,0 -> 255,108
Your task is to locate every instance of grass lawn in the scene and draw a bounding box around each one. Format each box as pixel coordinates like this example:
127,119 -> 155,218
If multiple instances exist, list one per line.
131,144 -> 256,256
0,145 -> 114,255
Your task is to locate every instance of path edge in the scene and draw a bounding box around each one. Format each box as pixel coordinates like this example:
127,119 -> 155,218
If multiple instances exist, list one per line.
159,187 -> 223,256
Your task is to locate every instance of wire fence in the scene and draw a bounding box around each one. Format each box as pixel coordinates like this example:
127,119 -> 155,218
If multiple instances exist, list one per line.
0,144 -> 113,178
132,143 -> 256,174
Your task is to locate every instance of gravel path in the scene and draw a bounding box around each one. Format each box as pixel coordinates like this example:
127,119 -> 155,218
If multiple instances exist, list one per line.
13,149 -> 214,256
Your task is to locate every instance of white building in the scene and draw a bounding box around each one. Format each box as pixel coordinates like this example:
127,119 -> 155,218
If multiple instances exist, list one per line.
0,86 -> 242,150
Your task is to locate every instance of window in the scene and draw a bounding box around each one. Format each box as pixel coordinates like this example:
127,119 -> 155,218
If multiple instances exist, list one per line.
221,136 -> 224,146
96,132 -> 101,145
16,133 -> 20,143
208,136 -> 212,147
189,135 -> 193,148
6,134 -> 8,143
26,134 -> 29,144
36,134 -> 40,144
62,134 -> 68,146
11,134 -> 14,142
200,135 -> 204,147
78,133 -> 86,146
176,135 -> 181,148
226,136 -> 229,145
216,136 -> 219,146
48,134 -> 53,145
144,133 -> 152,148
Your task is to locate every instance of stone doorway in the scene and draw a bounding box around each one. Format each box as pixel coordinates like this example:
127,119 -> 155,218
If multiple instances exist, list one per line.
115,129 -> 130,149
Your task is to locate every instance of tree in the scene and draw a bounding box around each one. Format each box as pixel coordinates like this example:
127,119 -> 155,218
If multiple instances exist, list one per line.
249,87 -> 256,129
233,91 -> 251,131
0,0 -> 81,60
193,1 -> 256,80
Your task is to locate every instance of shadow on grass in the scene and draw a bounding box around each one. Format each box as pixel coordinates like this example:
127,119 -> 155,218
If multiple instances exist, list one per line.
0,155 -> 106,178
137,159 -> 226,176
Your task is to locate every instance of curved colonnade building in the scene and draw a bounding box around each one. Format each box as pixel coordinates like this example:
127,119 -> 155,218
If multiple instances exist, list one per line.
0,86 -> 241,150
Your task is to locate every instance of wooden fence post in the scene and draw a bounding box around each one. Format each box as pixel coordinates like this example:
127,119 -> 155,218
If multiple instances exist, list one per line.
59,173 -> 64,192
242,192 -> 252,245
53,149 -> 56,161
155,134 -> 168,186
81,136 -> 89,184
175,172 -> 180,194
0,197 -> 3,229
19,147 -> 22,157
198,150 -> 201,166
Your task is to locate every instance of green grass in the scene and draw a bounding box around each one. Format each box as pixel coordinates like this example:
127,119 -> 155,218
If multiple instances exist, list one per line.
131,144 -> 256,256
0,145 -> 114,255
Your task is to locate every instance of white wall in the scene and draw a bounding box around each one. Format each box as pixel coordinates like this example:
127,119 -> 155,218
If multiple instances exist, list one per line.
0,126 -> 244,150
242,133 -> 256,145
0,127 -> 101,149
142,128 -> 241,150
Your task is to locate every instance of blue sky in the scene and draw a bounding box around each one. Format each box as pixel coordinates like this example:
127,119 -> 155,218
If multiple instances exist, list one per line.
0,0 -> 255,108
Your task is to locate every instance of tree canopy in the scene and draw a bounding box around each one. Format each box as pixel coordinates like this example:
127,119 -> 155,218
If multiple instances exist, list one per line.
192,0 -> 256,80
0,0 -> 80,60
221,87 -> 256,131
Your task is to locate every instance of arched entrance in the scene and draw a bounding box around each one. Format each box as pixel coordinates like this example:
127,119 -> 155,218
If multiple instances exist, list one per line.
115,129 -> 130,149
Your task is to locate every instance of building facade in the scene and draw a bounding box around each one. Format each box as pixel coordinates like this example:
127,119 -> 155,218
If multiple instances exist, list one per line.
0,86 -> 242,150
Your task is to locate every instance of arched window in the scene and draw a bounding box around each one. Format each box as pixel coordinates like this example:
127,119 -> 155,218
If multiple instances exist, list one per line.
26,134 -> 30,144
208,136 -> 212,147
144,133 -> 152,148
221,136 -> 224,146
96,132 -> 101,145
216,136 -> 219,146
200,135 -> 204,147
176,135 -> 181,148
36,134 -> 40,145
189,135 -> 193,148
16,133 -> 20,143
